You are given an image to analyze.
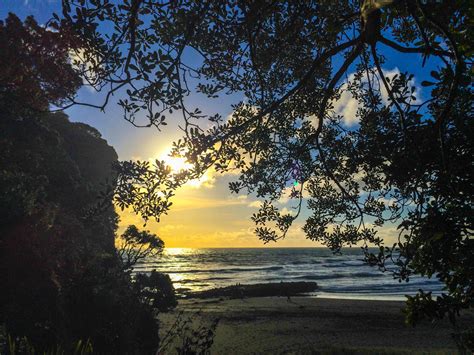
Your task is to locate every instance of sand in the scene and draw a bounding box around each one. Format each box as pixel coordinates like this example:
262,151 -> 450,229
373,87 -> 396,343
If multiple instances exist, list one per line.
159,296 -> 473,354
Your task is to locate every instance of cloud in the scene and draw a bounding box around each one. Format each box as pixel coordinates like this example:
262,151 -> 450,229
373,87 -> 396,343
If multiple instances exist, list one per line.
366,223 -> 400,244
277,186 -> 310,205
332,67 -> 422,126
186,169 -> 217,189
277,188 -> 291,205
306,114 -> 320,130
333,84 -> 360,125
173,224 -> 320,248
280,207 -> 295,216
168,196 -> 249,211
248,200 -> 263,208
158,224 -> 185,233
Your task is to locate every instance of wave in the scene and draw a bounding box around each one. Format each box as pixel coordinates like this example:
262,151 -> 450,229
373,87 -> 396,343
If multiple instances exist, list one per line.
200,276 -> 233,281
155,265 -> 285,274
322,280 -> 442,293
322,262 -> 366,268
133,248 -> 444,297
288,260 -> 322,265
293,272 -> 385,281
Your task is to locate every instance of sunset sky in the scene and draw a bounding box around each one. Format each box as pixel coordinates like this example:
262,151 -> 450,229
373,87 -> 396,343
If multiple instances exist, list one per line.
2,1 -> 431,248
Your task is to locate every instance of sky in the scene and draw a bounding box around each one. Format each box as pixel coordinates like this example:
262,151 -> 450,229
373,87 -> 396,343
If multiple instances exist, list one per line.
1,1 -> 437,248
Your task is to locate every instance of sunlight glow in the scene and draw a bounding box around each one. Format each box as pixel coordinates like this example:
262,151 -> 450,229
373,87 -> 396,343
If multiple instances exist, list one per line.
160,154 -> 193,173
157,150 -> 215,188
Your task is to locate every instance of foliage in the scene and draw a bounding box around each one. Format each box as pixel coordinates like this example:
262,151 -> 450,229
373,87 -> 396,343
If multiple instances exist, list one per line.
54,0 -> 473,333
159,313 -> 219,355
453,327 -> 474,354
113,158 -> 189,223
134,270 -> 178,313
116,226 -> 178,313
0,13 -> 81,113
60,250 -> 160,354
6,336 -> 93,355
175,318 -> 219,355
118,225 -> 165,271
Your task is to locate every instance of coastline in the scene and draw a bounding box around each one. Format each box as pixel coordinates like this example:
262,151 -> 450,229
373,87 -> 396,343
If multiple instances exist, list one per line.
160,296 -> 473,354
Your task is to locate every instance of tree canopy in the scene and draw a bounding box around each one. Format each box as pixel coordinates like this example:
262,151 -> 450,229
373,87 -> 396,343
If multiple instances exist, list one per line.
42,0 -> 474,331
0,13 -> 82,113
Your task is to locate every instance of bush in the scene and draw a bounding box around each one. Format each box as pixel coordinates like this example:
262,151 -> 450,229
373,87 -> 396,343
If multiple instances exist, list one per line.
134,270 -> 178,313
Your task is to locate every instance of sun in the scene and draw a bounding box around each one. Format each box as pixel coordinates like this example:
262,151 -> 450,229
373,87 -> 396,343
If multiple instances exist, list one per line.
157,150 -> 214,188
160,154 -> 193,173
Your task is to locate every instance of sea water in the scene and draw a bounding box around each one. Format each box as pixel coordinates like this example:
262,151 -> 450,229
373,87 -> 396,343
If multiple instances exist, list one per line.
133,247 -> 443,300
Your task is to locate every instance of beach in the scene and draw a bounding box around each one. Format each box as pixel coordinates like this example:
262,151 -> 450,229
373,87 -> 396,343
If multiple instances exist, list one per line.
159,296 -> 473,354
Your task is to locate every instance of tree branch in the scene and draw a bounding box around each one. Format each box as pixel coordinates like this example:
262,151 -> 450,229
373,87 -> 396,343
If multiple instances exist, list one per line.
416,2 -> 463,130
371,44 -> 408,140
309,43 -> 366,223
206,37 -> 362,150
124,0 -> 142,75
379,36 -> 453,58
301,42 -> 363,149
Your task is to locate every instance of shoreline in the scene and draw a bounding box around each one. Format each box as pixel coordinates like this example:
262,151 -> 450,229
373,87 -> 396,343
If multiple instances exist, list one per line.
160,296 -> 473,354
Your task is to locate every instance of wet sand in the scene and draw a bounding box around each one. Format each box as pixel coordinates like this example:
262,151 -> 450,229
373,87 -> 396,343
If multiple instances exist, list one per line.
159,296 -> 473,354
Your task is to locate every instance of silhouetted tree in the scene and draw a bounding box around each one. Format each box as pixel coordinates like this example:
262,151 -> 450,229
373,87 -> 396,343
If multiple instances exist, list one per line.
118,225 -> 165,272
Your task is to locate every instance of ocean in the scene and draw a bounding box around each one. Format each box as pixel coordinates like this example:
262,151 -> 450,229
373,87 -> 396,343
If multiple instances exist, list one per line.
133,247 -> 444,300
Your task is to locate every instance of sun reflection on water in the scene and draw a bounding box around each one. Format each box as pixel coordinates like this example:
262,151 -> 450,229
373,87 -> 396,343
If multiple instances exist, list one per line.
163,247 -> 197,256
160,248 -> 200,292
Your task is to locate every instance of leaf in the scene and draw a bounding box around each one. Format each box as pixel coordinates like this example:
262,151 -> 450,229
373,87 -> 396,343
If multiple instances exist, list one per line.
421,80 -> 435,87
430,71 -> 440,80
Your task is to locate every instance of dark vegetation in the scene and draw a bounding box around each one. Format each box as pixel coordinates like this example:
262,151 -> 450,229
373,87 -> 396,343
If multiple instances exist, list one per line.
188,281 -> 319,299
0,14 -> 176,354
